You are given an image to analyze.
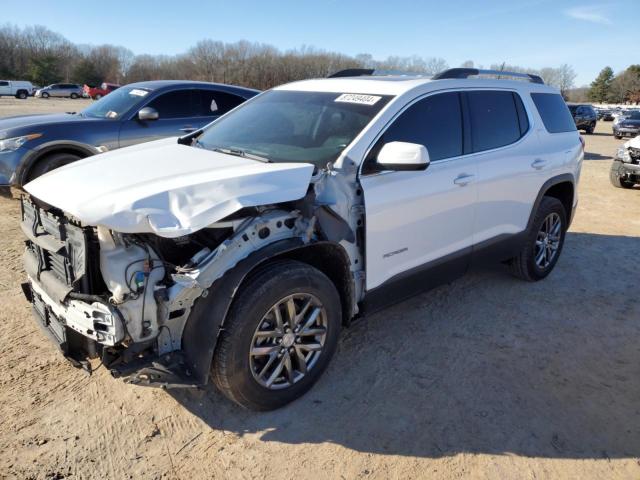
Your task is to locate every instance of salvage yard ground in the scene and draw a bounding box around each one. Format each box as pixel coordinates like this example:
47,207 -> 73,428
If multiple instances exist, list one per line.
0,97 -> 639,480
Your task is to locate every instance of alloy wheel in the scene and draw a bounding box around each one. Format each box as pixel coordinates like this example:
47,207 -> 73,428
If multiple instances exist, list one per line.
249,293 -> 327,390
535,212 -> 562,269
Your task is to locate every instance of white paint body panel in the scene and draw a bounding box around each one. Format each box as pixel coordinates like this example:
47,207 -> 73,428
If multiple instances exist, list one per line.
361,157 -> 478,290
24,138 -> 314,238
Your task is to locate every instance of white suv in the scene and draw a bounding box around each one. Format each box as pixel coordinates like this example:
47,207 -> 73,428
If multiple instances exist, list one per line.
21,68 -> 583,410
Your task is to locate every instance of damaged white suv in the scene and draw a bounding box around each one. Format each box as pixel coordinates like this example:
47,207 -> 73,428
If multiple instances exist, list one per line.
20,68 -> 583,410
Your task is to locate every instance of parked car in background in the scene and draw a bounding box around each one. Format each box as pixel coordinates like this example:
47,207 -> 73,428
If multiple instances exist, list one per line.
613,110 -> 640,139
599,108 -> 614,121
0,80 -> 259,185
567,103 -> 597,134
610,135 -> 640,188
18,68 -> 583,410
35,83 -> 84,99
83,82 -> 120,100
0,80 -> 34,99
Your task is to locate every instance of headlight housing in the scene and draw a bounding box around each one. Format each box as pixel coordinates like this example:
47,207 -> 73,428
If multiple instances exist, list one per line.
0,134 -> 42,153
616,146 -> 631,163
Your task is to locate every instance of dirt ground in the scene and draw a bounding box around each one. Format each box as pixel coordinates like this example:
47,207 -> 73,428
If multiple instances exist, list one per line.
0,97 -> 639,480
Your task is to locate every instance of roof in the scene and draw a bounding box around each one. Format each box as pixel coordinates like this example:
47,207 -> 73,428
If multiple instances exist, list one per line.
125,80 -> 260,95
275,75 -> 558,96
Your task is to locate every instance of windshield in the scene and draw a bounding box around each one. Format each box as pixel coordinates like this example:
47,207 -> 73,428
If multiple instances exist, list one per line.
82,86 -> 152,119
197,90 -> 392,166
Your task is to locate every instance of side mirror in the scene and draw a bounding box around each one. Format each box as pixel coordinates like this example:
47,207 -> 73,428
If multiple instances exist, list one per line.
138,107 -> 159,121
376,141 -> 430,171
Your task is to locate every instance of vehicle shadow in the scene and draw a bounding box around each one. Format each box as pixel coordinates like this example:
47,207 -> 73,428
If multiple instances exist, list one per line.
170,231 -> 640,459
584,151 -> 611,161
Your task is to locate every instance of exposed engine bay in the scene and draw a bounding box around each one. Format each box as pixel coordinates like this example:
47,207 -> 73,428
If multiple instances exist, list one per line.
20,162 -> 364,387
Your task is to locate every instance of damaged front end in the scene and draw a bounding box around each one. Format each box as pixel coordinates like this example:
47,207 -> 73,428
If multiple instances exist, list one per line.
21,192 -> 350,388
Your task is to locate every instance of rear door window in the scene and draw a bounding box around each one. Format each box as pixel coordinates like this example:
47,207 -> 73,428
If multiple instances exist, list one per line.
467,90 -> 523,152
195,90 -> 246,116
530,93 -> 576,133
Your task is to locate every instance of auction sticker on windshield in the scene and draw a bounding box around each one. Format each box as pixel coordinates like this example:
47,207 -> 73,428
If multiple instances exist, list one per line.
129,89 -> 149,97
335,93 -> 381,105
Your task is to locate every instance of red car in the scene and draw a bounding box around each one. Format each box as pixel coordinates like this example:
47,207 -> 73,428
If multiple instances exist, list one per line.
83,82 -> 120,100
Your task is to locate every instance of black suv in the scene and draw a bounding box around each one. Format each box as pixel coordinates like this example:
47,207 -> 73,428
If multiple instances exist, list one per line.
567,103 -> 597,134
0,80 -> 259,185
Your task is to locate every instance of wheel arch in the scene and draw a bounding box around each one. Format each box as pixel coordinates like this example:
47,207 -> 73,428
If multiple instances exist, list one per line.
16,141 -> 97,185
181,239 -> 354,385
526,174 -> 575,231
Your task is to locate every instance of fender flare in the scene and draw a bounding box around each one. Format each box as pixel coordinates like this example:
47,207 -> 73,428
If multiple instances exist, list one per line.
525,173 -> 576,231
16,140 -> 99,185
181,237 -> 307,385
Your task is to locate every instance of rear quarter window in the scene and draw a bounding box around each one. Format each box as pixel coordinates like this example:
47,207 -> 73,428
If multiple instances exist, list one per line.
531,93 -> 576,133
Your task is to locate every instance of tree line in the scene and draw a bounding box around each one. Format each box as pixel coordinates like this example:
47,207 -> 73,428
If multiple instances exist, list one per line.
586,65 -> 640,104
1,24 -> 578,93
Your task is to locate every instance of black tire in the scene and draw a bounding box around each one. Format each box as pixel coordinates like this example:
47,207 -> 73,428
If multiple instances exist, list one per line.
16,90 -> 28,99
585,123 -> 595,134
94,94 -> 102,100
614,134 -> 622,139
26,152 -> 81,183
610,161 -> 635,189
212,260 -> 341,410
41,92 -> 49,98
509,196 -> 567,282
70,93 -> 78,99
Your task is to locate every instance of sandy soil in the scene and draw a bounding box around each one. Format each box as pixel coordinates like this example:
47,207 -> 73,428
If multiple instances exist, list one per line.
0,98 -> 639,480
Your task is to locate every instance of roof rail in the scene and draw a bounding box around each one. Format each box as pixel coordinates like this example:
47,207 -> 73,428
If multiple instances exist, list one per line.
327,68 -> 424,78
328,68 -> 375,78
432,68 -> 544,84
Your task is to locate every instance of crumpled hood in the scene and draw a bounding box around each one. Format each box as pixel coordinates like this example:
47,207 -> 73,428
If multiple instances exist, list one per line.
624,135 -> 640,149
24,138 -> 314,238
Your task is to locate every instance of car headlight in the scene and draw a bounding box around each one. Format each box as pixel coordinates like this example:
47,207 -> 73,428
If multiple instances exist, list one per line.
616,147 -> 631,163
0,134 -> 42,153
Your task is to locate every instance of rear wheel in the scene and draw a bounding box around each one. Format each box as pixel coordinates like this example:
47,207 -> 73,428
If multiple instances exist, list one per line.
212,260 -> 341,410
94,94 -> 102,100
25,152 -> 81,183
70,93 -> 78,99
585,122 -> 595,134
16,90 -> 28,99
509,197 -> 567,282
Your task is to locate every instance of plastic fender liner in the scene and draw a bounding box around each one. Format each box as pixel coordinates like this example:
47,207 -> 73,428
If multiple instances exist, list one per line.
181,237 -> 305,385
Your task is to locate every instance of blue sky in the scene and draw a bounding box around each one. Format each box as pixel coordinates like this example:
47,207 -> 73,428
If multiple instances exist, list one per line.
3,0 -> 637,86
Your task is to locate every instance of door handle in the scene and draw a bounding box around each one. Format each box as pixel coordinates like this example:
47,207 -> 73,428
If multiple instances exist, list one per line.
453,174 -> 474,186
531,159 -> 547,170
180,126 -> 196,133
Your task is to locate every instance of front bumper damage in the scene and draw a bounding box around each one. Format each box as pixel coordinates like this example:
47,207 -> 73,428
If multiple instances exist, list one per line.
20,195 -> 198,386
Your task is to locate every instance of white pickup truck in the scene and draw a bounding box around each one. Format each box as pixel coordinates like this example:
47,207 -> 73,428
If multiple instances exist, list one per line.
0,80 -> 34,99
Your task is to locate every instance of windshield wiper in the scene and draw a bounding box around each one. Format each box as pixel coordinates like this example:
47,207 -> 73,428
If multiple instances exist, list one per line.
211,147 -> 270,163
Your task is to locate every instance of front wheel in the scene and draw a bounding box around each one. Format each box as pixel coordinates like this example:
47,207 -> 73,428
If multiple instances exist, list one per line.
212,260 -> 341,410
509,197 -> 567,281
610,161 -> 635,188
93,94 -> 102,100
25,152 -> 81,183
585,122 -> 595,134
41,92 -> 49,98
70,93 -> 78,99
